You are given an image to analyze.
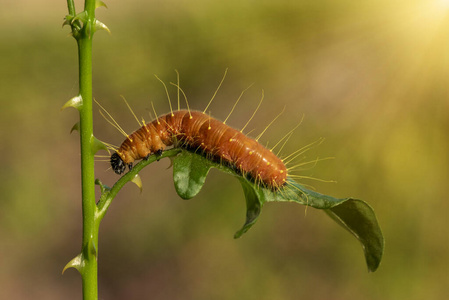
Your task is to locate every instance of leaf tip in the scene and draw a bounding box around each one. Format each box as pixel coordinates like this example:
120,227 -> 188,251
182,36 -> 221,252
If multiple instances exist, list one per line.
233,230 -> 244,239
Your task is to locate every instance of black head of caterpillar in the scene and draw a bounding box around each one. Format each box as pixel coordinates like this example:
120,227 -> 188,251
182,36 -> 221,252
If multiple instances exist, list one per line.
111,152 -> 127,175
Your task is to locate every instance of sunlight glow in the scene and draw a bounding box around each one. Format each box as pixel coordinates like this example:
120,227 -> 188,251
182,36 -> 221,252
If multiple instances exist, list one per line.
436,0 -> 449,9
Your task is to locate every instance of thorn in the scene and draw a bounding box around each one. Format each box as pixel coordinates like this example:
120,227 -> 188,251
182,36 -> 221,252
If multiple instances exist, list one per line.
96,0 -> 108,9
94,19 -> 111,34
61,95 -> 83,111
62,17 -> 71,28
86,22 -> 92,39
89,240 -> 97,260
131,174 -> 143,193
70,122 -> 80,134
91,136 -> 109,154
72,11 -> 88,25
167,157 -> 175,169
62,253 -> 83,275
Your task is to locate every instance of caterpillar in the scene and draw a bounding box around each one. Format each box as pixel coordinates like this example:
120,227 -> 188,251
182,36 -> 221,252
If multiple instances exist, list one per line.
110,109 -> 287,189
104,71 -> 327,191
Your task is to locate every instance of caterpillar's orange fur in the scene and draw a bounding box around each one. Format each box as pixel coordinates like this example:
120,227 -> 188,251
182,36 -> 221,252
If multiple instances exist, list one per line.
111,110 -> 287,189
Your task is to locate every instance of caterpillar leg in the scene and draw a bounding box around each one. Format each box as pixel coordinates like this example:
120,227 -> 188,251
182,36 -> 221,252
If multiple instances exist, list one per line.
155,149 -> 163,161
143,149 -> 164,162
128,162 -> 133,171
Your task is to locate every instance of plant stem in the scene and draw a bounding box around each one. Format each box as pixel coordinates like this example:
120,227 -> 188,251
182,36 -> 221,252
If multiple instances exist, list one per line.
96,149 -> 182,222
78,36 -> 98,300
67,0 -> 76,16
67,0 -> 99,298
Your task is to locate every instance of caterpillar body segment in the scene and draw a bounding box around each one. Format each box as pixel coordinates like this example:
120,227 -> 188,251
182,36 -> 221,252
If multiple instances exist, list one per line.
111,110 -> 288,188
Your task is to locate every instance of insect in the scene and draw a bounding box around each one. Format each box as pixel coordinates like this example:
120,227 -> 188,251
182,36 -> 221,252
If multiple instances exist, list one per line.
110,109 -> 287,189
99,70 -> 330,192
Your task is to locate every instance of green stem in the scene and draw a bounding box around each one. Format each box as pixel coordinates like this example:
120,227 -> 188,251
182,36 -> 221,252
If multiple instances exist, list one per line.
64,1 -> 181,299
68,0 -> 98,299
96,149 -> 182,222
67,0 -> 76,16
78,36 -> 97,300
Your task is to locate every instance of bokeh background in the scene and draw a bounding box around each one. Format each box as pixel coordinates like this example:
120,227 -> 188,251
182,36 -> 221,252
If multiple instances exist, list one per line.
1,0 -> 448,299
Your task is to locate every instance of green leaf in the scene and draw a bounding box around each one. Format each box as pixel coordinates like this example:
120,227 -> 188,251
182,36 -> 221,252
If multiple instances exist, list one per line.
325,200 -> 384,272
275,180 -> 383,271
171,150 -> 384,271
172,151 -> 216,199
234,179 -> 262,238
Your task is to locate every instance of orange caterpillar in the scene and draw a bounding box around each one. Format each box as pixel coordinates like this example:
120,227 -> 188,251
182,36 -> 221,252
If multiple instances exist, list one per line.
111,110 -> 287,189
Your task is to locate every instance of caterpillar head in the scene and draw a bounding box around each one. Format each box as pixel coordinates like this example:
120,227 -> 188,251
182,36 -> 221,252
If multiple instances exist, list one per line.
111,152 -> 126,175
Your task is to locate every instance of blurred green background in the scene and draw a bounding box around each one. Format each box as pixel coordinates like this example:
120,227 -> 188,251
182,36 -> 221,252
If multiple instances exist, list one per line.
1,0 -> 448,299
